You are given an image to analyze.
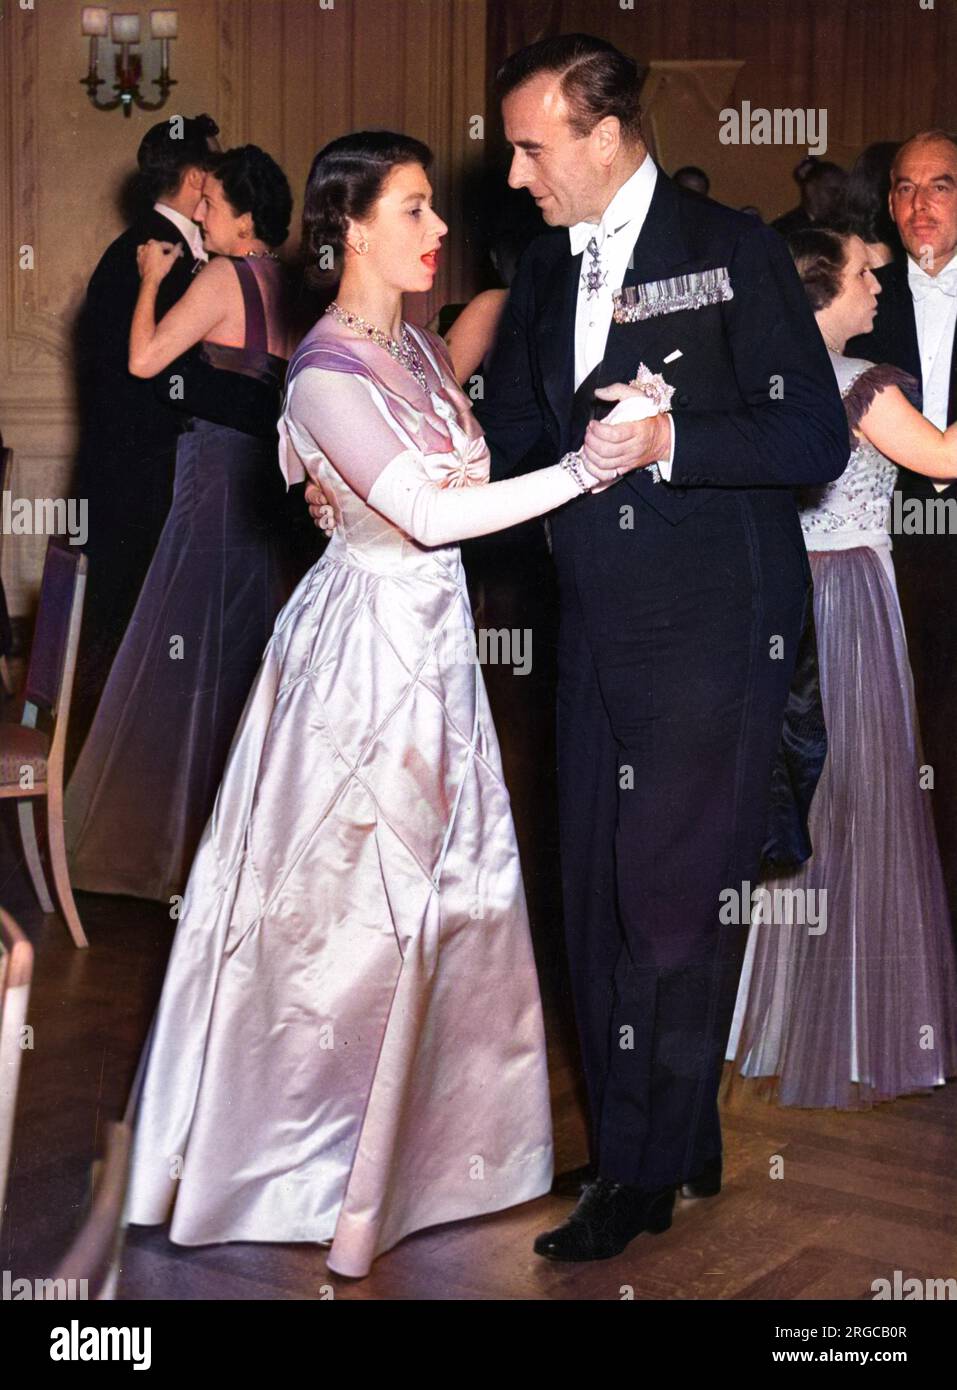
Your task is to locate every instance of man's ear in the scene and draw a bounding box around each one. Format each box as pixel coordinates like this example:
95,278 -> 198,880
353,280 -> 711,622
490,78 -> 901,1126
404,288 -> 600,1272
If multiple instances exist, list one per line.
593,116 -> 621,169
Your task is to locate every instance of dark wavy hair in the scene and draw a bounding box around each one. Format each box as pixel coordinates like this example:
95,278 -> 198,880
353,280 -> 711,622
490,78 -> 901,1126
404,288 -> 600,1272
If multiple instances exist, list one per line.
137,112 -> 219,202
208,144 -> 293,249
787,226 -> 850,311
300,131 -> 433,288
494,33 -> 644,143
843,141 -> 900,247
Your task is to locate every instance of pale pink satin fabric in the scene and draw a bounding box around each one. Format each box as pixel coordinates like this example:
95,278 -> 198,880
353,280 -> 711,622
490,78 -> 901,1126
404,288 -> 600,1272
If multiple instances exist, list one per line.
124,322 -> 554,1275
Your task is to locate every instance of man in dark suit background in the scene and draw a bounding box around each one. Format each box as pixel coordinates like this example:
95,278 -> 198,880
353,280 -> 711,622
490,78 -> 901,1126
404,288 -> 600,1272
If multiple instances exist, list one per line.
478,34 -> 849,1261
847,129 -> 957,928
69,113 -> 220,765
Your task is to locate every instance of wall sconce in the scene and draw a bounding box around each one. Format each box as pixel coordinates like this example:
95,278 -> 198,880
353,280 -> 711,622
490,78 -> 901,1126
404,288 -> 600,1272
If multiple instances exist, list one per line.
80,8 -> 178,116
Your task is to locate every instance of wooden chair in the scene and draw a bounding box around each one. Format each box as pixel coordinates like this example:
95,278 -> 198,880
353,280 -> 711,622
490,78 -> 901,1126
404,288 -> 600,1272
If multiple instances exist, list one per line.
53,1120 -> 133,1300
0,906 -> 33,1232
0,542 -> 89,948
0,444 -> 14,698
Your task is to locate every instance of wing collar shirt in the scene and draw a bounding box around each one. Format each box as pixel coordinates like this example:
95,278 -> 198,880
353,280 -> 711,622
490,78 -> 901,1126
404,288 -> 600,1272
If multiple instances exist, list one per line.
154,201 -> 208,265
568,153 -> 675,475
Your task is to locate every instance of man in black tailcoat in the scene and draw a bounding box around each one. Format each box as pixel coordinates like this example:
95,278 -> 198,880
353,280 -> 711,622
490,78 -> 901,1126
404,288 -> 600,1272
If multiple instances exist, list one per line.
478,35 -> 849,1261
847,129 -> 957,928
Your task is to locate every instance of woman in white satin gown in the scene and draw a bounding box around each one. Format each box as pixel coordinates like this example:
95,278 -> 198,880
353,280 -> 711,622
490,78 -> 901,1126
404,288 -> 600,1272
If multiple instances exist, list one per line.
123,132 -> 641,1278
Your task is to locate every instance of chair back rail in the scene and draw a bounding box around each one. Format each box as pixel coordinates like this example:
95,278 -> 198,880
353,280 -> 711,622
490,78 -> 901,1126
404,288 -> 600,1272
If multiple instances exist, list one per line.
24,544 -> 87,716
1,539 -> 90,947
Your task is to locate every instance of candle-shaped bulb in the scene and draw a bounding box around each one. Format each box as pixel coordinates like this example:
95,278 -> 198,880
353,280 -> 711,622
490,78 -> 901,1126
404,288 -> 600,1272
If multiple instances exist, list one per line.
111,13 -> 142,44
150,10 -> 178,39
81,6 -> 109,36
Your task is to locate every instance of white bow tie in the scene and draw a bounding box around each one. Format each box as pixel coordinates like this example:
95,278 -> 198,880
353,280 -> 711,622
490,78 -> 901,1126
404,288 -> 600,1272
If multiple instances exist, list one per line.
910,264 -> 957,302
568,217 -> 631,258
569,222 -> 604,257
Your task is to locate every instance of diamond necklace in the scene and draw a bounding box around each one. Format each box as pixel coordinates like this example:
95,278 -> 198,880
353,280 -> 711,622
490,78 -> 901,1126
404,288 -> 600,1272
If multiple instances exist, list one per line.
325,301 -> 428,393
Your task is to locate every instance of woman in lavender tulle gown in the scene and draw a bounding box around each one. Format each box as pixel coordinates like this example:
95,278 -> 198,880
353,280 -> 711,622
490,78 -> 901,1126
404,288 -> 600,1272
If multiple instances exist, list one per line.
122,132 -> 647,1277
728,228 -> 957,1108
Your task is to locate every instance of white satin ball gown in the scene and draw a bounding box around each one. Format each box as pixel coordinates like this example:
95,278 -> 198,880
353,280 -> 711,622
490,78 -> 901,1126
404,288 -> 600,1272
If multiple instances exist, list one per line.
124,316 -> 604,1277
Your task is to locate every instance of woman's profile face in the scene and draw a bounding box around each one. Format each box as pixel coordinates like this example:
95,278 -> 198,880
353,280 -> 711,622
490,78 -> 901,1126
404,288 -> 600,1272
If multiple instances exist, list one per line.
351,162 -> 447,293
836,235 -> 881,338
195,173 -> 246,256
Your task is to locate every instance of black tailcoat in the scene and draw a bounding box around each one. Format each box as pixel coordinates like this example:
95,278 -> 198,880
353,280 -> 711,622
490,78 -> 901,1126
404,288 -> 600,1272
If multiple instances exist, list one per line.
70,207 -> 198,759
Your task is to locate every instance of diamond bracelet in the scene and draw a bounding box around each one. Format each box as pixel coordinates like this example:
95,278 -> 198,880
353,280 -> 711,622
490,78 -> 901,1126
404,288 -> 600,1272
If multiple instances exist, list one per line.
558,450 -> 594,494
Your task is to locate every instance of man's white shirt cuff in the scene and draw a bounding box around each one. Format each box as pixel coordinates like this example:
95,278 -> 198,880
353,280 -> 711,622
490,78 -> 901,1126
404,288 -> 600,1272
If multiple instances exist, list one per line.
655,415 -> 676,480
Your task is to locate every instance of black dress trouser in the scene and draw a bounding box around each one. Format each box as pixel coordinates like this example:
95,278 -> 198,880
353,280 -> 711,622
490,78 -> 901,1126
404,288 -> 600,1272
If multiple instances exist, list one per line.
553,487 -> 807,1188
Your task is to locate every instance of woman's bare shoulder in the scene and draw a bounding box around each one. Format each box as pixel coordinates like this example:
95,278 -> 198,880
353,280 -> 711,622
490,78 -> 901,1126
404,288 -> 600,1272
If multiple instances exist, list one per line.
192,255 -> 239,284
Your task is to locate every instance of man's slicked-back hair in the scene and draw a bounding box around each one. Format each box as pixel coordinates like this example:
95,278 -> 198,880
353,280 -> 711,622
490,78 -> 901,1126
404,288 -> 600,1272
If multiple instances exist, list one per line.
137,113 -> 220,202
494,33 -> 644,144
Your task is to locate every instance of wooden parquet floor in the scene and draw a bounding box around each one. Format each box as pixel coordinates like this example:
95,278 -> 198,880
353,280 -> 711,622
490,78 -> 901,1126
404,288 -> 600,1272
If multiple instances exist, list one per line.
2,864 -> 954,1302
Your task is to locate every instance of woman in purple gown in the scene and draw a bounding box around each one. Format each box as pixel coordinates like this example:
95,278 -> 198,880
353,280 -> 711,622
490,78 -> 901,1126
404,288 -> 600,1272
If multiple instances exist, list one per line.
66,146 -> 299,902
728,228 -> 957,1107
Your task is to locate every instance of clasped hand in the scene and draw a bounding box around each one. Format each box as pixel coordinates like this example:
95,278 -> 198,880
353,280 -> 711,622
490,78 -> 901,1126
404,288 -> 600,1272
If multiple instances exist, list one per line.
579,383 -> 671,482
303,380 -> 670,534
136,239 -> 183,283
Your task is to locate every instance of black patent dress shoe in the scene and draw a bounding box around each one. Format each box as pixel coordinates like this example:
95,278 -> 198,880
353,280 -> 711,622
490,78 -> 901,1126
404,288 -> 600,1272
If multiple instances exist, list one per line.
533,1177 -> 675,1262
679,1154 -> 722,1199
